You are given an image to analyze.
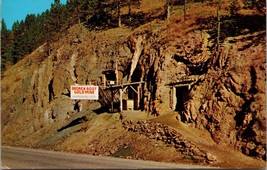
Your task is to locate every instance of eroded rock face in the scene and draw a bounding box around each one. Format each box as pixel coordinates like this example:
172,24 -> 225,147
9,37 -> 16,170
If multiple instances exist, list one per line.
181,32 -> 266,160
121,25 -> 266,160
1,26 -> 124,146
120,24 -> 213,116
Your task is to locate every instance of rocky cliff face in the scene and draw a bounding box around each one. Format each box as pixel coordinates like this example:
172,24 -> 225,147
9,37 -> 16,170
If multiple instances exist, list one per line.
1,25 -> 127,145
184,31 -> 266,160
1,8 -> 266,162
119,17 -> 266,160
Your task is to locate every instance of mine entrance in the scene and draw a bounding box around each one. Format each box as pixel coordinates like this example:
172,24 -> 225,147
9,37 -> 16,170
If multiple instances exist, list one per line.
122,85 -> 141,110
174,85 -> 189,112
127,86 -> 138,110
168,76 -> 198,112
169,84 -> 191,112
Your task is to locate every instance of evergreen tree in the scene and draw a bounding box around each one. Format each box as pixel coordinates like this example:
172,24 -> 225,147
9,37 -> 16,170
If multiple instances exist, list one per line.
81,0 -> 113,29
244,0 -> 265,12
39,10 -> 50,43
24,14 -> 37,54
111,0 -> 141,27
1,19 -> 14,69
44,0 -> 66,41
66,0 -> 82,25
12,20 -> 26,63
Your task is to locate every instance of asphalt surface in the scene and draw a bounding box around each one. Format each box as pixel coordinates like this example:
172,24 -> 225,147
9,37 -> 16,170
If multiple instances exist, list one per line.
1,146 -> 215,169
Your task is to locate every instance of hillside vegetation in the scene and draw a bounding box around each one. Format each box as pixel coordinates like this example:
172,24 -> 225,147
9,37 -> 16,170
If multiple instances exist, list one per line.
1,0 -> 266,168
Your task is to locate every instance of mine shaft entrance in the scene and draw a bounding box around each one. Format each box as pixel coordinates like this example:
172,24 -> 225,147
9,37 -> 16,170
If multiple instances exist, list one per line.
174,86 -> 189,112
169,84 -> 192,112
168,76 -> 198,112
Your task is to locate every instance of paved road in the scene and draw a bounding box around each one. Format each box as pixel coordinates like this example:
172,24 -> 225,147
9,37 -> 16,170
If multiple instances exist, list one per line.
2,146 -> 213,169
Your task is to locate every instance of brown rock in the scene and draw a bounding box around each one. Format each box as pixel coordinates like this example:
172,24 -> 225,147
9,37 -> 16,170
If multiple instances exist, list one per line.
246,141 -> 256,152
206,152 -> 217,163
254,145 -> 266,158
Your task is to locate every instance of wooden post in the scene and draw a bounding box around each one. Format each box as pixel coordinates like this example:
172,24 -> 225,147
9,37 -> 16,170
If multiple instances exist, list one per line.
170,86 -> 173,110
103,74 -> 106,88
111,89 -> 114,112
137,85 -> 140,109
115,60 -> 119,85
172,86 -> 176,110
120,88 -> 123,112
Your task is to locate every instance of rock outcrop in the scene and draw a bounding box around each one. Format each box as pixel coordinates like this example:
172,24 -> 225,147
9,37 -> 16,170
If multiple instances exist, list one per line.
181,31 -> 266,160
118,19 -> 266,160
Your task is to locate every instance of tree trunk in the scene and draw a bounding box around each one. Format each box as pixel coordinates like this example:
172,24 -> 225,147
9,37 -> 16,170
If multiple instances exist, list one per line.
117,1 -> 122,27
167,5 -> 171,19
184,0 -> 186,21
128,0 -> 132,21
217,0 -> 221,54
166,0 -> 171,19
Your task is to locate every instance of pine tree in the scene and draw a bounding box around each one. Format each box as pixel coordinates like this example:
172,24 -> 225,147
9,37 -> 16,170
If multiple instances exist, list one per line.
12,20 -> 26,63
1,19 -> 14,69
66,0 -> 82,25
44,0 -> 65,42
81,0 -> 113,29
112,0 -> 140,27
24,14 -> 37,54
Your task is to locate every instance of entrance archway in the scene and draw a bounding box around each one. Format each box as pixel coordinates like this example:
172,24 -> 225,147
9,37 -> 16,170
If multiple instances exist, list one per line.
175,86 -> 189,111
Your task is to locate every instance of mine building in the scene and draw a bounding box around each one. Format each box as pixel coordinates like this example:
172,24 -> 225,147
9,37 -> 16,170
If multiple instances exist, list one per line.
99,62 -> 144,113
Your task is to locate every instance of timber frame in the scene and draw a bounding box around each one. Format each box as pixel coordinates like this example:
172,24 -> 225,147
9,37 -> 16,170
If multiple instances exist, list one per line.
166,75 -> 198,111
104,81 -> 145,112
99,67 -> 144,112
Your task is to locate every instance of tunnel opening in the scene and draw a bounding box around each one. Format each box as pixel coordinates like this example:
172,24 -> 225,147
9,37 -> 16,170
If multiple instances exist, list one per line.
174,86 -> 190,112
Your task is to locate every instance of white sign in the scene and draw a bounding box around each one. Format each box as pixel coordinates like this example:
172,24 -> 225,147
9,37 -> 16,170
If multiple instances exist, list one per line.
71,85 -> 99,100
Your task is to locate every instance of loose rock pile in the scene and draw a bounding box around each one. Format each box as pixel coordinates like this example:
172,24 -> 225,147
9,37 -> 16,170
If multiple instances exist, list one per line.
122,120 -> 217,164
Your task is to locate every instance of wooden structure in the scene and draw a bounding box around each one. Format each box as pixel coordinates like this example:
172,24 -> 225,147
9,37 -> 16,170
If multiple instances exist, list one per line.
105,81 -> 144,112
99,63 -> 144,112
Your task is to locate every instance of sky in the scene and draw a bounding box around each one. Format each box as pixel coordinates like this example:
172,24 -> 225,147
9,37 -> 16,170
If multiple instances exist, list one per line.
2,0 -> 67,30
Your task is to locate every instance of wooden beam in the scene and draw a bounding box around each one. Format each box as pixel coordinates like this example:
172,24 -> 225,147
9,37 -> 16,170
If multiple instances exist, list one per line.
170,86 -> 173,110
103,74 -> 106,88
172,87 -> 176,110
119,86 -> 128,112
120,88 -> 123,112
105,81 -> 145,89
122,86 -> 128,93
137,86 -> 140,109
115,60 -> 119,85
129,85 -> 138,94
111,89 -> 114,112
